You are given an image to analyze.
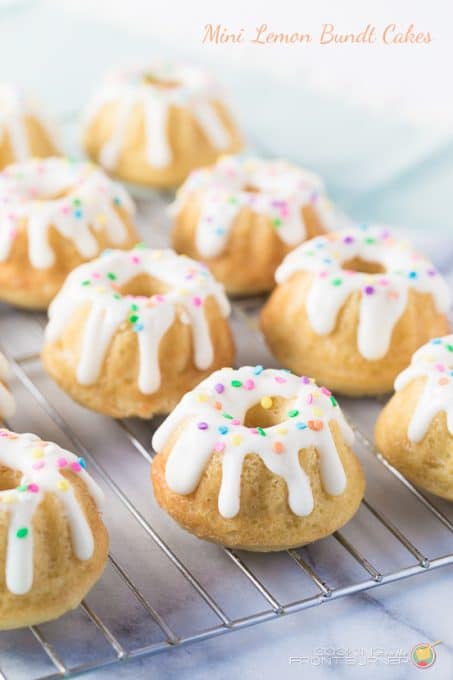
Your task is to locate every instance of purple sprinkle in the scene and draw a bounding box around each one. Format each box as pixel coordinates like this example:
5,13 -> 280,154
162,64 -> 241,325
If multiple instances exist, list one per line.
301,376 -> 310,384
198,422 -> 209,430
364,286 -> 375,295
427,269 -> 437,277
343,235 -> 355,244
214,383 -> 225,394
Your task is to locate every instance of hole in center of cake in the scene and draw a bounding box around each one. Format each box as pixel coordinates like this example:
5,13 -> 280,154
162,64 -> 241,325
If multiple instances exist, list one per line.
342,257 -> 385,274
142,73 -> 180,89
118,274 -> 170,298
244,396 -> 297,429
0,467 -> 21,491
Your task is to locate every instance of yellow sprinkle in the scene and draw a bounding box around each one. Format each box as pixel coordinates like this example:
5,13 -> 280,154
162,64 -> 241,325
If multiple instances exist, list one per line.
231,434 -> 242,446
177,288 -> 188,296
151,250 -> 162,259
196,393 -> 209,403
2,494 -> 15,504
57,480 -> 70,492
311,390 -> 320,400
276,426 -> 288,435
96,213 -> 107,225
96,286 -> 107,294
32,448 -> 44,459
261,396 -> 273,409
312,407 -> 324,418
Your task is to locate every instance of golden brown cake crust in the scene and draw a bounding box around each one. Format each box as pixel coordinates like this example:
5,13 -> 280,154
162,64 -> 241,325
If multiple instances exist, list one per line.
0,470 -> 108,630
152,420 -> 365,551
375,377 -> 453,500
261,273 -> 449,396
172,202 -> 326,296
84,100 -> 242,189
0,115 -> 58,170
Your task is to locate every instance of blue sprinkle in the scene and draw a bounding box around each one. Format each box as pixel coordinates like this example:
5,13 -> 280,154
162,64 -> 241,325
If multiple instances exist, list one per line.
133,323 -> 144,332
218,426 -> 229,435
359,223 -> 368,230
74,209 -> 83,218
322,258 -> 333,264
113,196 -> 122,206
215,227 -> 225,236
102,248 -> 113,257
78,457 -> 87,469
431,338 -> 442,345
254,365 -> 264,375
296,422 -> 307,430
408,271 -> 418,279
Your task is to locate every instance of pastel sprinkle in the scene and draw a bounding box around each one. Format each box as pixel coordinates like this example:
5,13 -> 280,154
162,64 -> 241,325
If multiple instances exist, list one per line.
198,422 -> 209,430
231,380 -> 242,388
57,480 -> 70,492
214,442 -> 226,452
288,409 -> 299,418
231,434 -> 242,446
16,528 -> 29,539
261,396 -> 273,409
214,383 -> 225,394
273,442 -> 284,454
308,420 -> 324,431
218,426 -> 229,435
244,379 -> 255,390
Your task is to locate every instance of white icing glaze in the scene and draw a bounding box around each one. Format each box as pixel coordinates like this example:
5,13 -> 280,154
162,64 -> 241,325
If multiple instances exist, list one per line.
84,62 -> 233,171
0,429 -> 103,594
152,366 -> 354,519
171,155 -> 335,258
0,352 -> 15,421
0,157 -> 135,269
275,226 -> 451,360
394,336 -> 453,443
45,248 -> 230,393
0,83 -> 58,162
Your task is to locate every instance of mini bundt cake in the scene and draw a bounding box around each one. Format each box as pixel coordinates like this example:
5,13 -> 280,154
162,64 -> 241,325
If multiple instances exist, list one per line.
376,336 -> 453,500
0,157 -> 139,309
0,429 -> 108,630
83,62 -> 242,188
0,352 -> 15,424
261,226 -> 450,396
42,247 -> 235,418
171,155 -> 334,295
0,83 -> 59,169
151,366 -> 365,550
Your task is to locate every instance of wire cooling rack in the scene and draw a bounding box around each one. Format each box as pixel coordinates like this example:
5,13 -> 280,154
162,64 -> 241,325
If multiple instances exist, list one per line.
0,193 -> 453,680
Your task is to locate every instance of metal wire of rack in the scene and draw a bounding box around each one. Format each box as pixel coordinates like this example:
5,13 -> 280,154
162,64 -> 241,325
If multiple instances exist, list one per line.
0,296 -> 452,680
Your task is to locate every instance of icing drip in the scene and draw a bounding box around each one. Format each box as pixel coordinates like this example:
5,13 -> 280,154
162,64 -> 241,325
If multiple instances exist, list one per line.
152,367 -> 353,518
85,63 -> 233,171
45,248 -> 230,393
171,155 -> 335,258
0,83 -> 58,162
0,429 -> 103,594
276,226 -> 451,360
0,353 -> 15,421
0,157 -> 135,269
394,336 -> 453,443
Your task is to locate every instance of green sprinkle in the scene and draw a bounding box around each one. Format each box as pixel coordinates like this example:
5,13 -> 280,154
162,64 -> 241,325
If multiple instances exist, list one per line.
364,237 -> 376,244
223,413 -> 233,420
231,380 -> 242,388
331,278 -> 343,286
81,280 -> 91,286
17,484 -> 28,492
72,198 -> 81,207
134,242 -> 147,250
257,427 -> 266,437
446,344 -> 453,352
113,293 -> 122,300
129,314 -> 139,323
16,528 -> 28,539
107,272 -> 117,280
272,218 -> 282,228
330,396 -> 338,407
288,409 -> 299,418
130,303 -> 138,311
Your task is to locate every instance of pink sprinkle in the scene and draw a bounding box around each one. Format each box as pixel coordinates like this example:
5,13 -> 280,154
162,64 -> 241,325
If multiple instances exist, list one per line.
71,462 -> 82,472
32,461 -> 45,470
131,255 -> 141,264
379,278 -> 390,286
192,296 -> 202,307
57,457 -> 68,468
319,271 -> 328,278
92,271 -> 101,280
307,394 -> 314,404
61,205 -> 70,215
244,379 -> 255,390
320,387 -> 331,396
275,376 -> 286,384
214,442 -> 226,452
436,363 -> 446,372
28,483 -> 39,493
232,419 -> 241,426
250,428 -> 258,435
155,294 -> 165,303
